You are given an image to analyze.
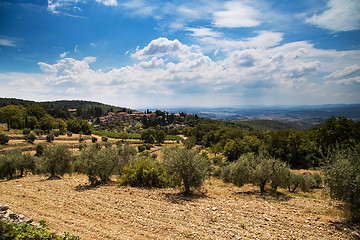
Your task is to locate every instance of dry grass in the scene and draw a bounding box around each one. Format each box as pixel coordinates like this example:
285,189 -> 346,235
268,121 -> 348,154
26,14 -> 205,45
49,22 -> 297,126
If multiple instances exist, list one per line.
1,174 -> 357,240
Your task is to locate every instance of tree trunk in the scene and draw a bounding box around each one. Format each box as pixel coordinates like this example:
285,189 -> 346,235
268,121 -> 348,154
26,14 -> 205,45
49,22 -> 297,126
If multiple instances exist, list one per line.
260,180 -> 267,193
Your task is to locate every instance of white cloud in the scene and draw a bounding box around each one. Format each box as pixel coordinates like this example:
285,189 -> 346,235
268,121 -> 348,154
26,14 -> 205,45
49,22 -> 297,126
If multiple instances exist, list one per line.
324,64 -> 360,79
96,0 -> 117,7
60,52 -> 69,58
185,27 -> 222,38
121,0 -> 155,17
305,0 -> 360,31
325,76 -> 360,85
2,38 -> 360,107
0,38 -> 17,47
213,1 -> 261,28
196,31 -> 284,52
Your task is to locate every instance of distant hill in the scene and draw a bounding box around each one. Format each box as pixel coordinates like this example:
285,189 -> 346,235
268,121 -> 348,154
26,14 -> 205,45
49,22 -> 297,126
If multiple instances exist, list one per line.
0,98 -> 134,119
234,120 -> 300,130
155,104 -> 360,129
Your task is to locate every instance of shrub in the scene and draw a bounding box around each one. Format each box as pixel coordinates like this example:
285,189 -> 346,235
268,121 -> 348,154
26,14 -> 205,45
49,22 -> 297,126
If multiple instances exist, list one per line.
22,128 -> 31,135
321,148 -> 360,222
138,145 -> 146,152
79,137 -> 85,143
38,145 -> 73,179
145,144 -> 153,150
26,132 -> 36,143
300,174 -> 316,192
102,136 -> 108,142
0,133 -> 9,145
162,146 -> 212,193
52,129 -> 60,137
0,149 -> 35,179
287,172 -> 303,192
91,136 -> 98,143
212,156 -> 224,166
116,143 -> 137,175
0,220 -> 80,240
119,157 -> 168,188
35,143 -> 45,156
67,131 -> 73,137
0,150 -> 18,180
221,152 -> 290,193
76,145 -> 118,184
34,129 -> 43,136
46,134 -> 54,143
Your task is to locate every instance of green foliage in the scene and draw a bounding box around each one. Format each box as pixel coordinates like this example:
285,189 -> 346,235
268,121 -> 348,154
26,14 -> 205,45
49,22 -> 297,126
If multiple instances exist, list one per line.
26,104 -> 47,120
76,145 -> 118,184
66,118 -> 92,135
46,134 -> 54,143
116,143 -> 137,175
137,145 -> 145,152
22,128 -> 31,135
0,149 -> 35,179
52,129 -> 60,137
101,136 -> 108,142
155,129 -> 166,143
92,131 -> 139,140
0,220 -> 80,239
118,157 -> 168,188
287,172 -> 303,192
183,136 -> 196,149
162,146 -> 212,193
76,143 -> 137,185
221,152 -> 289,193
0,104 -> 26,129
91,136 -> 98,143
34,129 -> 43,136
55,118 -> 66,135
27,116 -> 39,130
321,148 -> 360,222
141,128 -> 156,143
35,143 -> 45,157
38,145 -> 73,179
39,114 -> 56,132
316,116 -> 360,151
0,133 -> 9,144
26,132 -> 36,144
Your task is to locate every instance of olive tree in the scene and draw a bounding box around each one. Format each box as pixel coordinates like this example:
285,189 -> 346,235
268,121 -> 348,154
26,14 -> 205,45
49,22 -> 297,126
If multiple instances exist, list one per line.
221,152 -> 289,193
162,146 -> 212,194
38,145 -> 73,179
321,148 -> 360,222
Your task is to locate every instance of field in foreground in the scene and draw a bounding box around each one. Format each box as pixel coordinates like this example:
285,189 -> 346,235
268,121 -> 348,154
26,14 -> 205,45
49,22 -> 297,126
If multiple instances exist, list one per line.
1,174 -> 359,240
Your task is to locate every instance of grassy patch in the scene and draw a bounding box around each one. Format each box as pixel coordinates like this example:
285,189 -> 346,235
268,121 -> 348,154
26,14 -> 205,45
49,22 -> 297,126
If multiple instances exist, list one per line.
93,130 -> 182,141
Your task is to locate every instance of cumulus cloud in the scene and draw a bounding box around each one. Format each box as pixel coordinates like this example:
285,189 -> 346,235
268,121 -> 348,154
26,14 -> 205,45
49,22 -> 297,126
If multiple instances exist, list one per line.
305,0 -> 360,31
213,1 -> 261,28
3,37 -> 360,107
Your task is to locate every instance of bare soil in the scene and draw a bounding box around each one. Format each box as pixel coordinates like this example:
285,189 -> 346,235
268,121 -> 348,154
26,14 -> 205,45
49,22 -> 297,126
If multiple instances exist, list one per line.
1,174 -> 359,240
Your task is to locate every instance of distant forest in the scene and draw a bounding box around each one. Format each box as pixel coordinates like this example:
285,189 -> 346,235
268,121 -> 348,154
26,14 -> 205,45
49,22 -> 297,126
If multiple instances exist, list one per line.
0,98 -> 132,120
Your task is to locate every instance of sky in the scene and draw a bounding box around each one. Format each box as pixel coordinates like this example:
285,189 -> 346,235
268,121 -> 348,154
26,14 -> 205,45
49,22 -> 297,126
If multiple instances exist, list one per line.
0,0 -> 360,108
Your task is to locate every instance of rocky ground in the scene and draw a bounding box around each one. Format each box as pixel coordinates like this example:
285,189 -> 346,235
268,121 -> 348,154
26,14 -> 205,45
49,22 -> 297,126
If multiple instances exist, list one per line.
1,174 -> 359,240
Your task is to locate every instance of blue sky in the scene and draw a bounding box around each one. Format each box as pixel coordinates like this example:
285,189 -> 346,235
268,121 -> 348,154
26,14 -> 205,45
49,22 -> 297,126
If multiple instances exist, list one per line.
0,0 -> 359,108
